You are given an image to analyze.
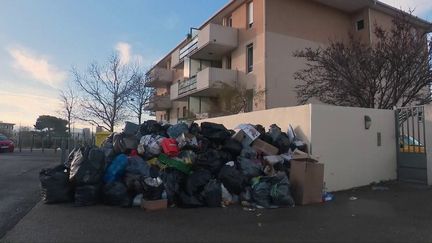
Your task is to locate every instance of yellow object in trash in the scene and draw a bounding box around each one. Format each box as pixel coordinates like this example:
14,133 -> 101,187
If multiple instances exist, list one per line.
95,131 -> 112,147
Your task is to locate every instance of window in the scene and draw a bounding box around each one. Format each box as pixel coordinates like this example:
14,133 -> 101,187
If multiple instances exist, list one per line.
183,106 -> 187,118
225,15 -> 233,27
247,1 -> 254,29
160,115 -> 163,121
245,89 -> 254,112
356,20 -> 365,31
227,55 -> 232,69
177,107 -> 180,118
247,43 -> 254,73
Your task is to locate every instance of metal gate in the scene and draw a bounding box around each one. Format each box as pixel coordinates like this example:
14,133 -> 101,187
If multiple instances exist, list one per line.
395,106 -> 427,184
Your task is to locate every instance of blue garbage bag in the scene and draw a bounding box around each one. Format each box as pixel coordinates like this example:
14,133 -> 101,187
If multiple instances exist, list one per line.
104,154 -> 128,183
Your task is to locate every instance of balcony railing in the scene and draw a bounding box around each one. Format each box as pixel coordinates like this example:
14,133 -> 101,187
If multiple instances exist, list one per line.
179,36 -> 198,61
178,76 -> 197,95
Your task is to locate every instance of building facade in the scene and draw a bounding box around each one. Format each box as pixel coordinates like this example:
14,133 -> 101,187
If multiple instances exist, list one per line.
145,0 -> 431,124
0,122 -> 15,136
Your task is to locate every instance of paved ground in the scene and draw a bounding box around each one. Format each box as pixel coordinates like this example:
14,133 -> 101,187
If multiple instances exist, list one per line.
2,152 -> 432,242
2,182 -> 432,242
0,150 -> 60,239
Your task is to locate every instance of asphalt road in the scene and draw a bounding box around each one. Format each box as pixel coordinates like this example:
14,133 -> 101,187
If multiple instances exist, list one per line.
2,152 -> 432,242
0,150 -> 60,239
2,182 -> 432,242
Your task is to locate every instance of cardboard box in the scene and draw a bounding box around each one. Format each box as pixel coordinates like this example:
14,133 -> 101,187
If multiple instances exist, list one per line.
252,139 -> 279,155
291,149 -> 318,163
141,199 -> 168,211
289,160 -> 324,205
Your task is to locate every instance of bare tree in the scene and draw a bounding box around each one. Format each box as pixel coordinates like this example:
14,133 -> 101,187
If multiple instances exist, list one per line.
59,84 -> 77,137
128,73 -> 153,125
294,11 -> 432,109
72,54 -> 137,132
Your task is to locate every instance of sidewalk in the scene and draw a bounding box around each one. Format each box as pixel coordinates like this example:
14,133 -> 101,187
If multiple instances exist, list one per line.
2,182 -> 432,243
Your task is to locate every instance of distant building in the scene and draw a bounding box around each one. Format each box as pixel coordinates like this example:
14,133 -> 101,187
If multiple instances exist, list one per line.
82,128 -> 91,140
0,122 -> 15,136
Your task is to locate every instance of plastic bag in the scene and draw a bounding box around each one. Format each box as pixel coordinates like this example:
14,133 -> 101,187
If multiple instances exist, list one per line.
167,123 -> 189,139
185,169 -> 212,196
125,156 -> 151,177
70,147 -> 105,186
161,168 -> 186,205
238,157 -> 263,179
274,133 -> 291,154
103,182 -> 131,207
240,146 -> 258,160
218,162 -> 246,195
201,179 -> 221,207
74,184 -> 101,207
40,165 -> 72,204
140,135 -> 163,156
194,149 -> 224,175
140,120 -> 162,136
270,175 -> 295,206
222,139 -> 243,157
251,177 -> 272,208
104,154 -> 128,183
200,122 -> 231,144
176,133 -> 199,150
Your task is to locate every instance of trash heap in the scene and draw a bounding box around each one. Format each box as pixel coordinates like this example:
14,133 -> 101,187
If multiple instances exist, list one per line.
40,121 -> 324,210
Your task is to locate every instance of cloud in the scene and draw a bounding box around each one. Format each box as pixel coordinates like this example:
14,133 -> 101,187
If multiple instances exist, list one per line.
380,0 -> 432,16
115,42 -> 144,65
8,47 -> 66,88
115,42 -> 131,65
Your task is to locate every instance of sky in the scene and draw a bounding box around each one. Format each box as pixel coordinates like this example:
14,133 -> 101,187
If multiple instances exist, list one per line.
0,0 -> 431,129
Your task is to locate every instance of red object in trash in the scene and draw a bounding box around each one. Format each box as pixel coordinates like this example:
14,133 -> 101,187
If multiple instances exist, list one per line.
161,138 -> 179,157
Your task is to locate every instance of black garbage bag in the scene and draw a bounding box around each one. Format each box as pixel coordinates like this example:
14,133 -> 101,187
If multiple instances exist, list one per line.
201,179 -> 222,207
185,169 -> 212,196
72,148 -> 105,186
218,162 -> 246,195
179,191 -> 204,208
268,124 -> 282,142
125,156 -> 151,177
74,184 -> 101,207
238,157 -> 263,179
69,147 -> 89,181
222,139 -> 243,157
103,182 -> 130,207
270,175 -> 295,206
240,146 -> 258,160
39,165 -> 72,204
161,168 -> 186,205
189,122 -> 200,135
179,169 -> 211,207
274,133 -> 291,154
142,177 -> 165,200
194,149 -> 224,175
167,123 -> 189,139
140,120 -> 162,136
201,122 -> 231,144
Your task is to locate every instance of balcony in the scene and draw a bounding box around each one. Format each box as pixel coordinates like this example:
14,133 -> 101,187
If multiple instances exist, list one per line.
171,24 -> 238,67
145,68 -> 173,88
170,67 -> 237,100
144,95 -> 172,111
190,23 -> 238,60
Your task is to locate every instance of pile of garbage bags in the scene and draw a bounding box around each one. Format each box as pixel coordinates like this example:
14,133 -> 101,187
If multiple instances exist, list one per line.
40,121 -> 308,209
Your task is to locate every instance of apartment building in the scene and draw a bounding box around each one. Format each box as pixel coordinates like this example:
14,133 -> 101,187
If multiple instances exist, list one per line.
145,0 -> 431,124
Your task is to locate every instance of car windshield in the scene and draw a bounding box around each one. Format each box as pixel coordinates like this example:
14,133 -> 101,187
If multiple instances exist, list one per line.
0,135 -> 7,141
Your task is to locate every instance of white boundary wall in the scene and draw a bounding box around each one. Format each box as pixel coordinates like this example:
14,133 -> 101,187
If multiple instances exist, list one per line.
199,104 -> 397,191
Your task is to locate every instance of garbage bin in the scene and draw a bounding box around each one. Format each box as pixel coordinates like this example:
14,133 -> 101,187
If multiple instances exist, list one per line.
95,131 -> 112,147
